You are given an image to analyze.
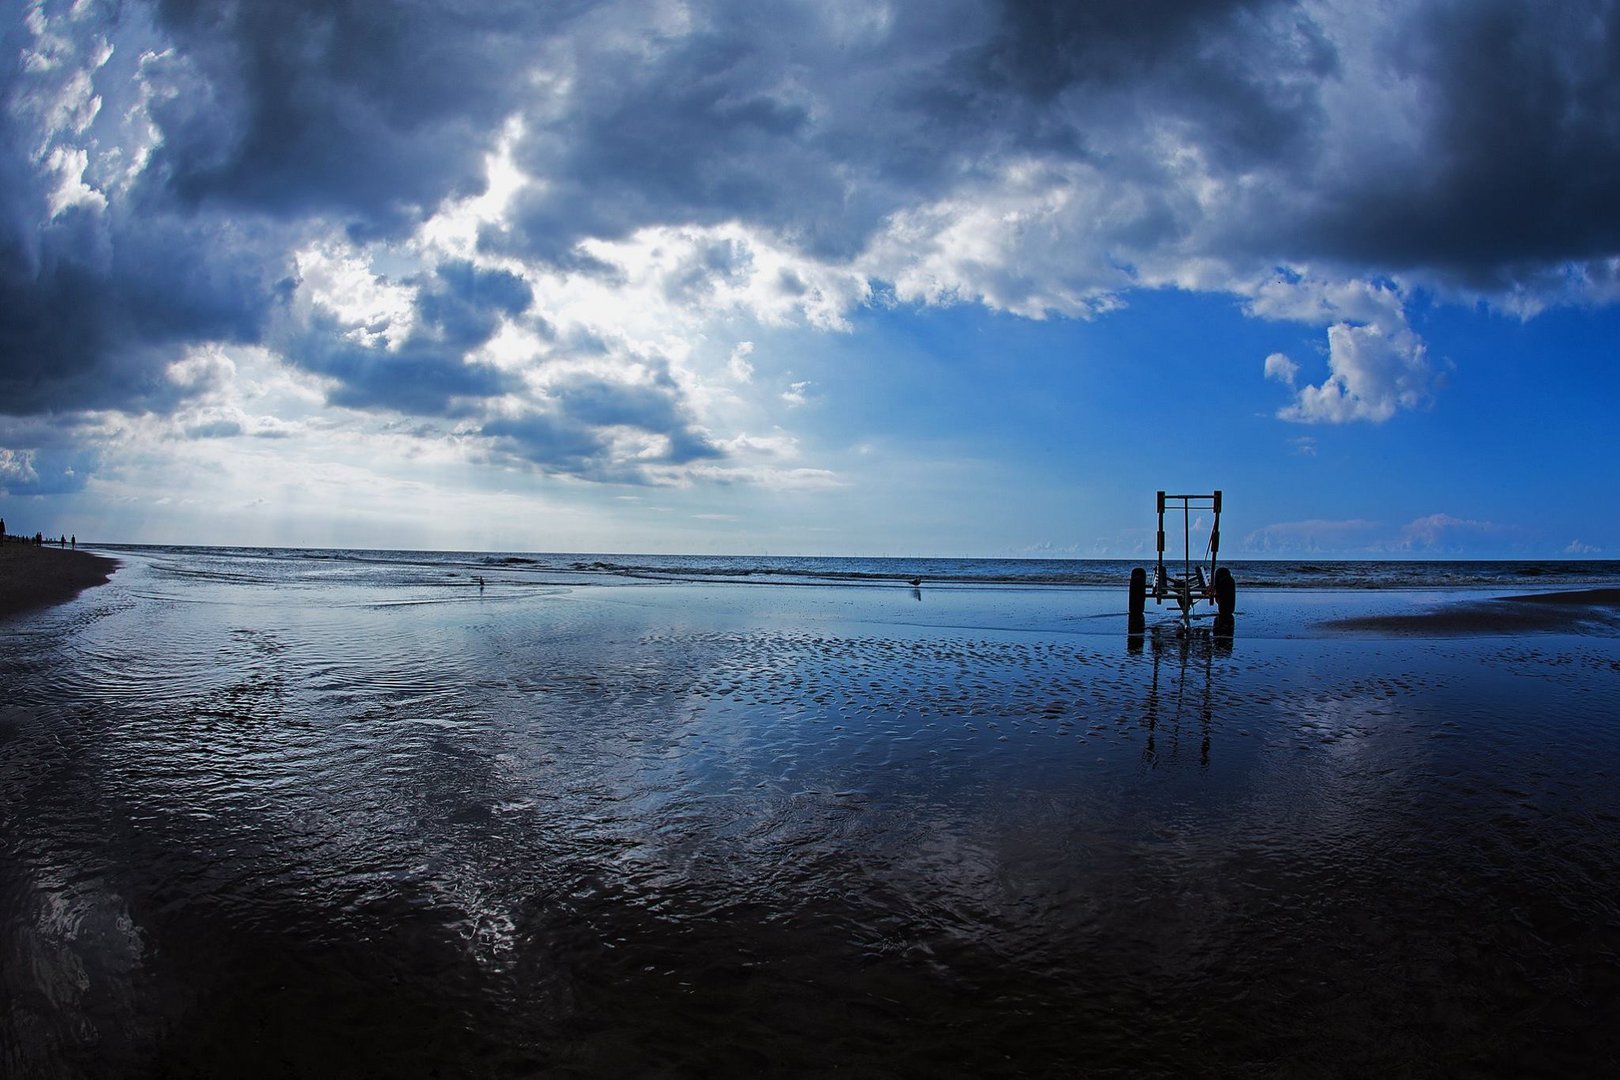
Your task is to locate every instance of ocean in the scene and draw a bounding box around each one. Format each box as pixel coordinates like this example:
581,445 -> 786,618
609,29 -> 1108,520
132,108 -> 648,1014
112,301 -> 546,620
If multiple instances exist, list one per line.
3,546 -> 1619,1076
84,543 -> 1620,590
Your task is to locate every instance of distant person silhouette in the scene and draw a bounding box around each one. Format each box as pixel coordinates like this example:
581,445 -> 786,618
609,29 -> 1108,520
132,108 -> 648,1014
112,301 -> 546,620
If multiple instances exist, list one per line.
71,534 -> 76,550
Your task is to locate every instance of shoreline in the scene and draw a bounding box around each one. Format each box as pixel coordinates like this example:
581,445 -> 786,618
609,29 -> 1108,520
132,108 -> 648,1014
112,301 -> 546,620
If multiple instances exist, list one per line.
0,545 -> 119,620
3,541 -> 1615,637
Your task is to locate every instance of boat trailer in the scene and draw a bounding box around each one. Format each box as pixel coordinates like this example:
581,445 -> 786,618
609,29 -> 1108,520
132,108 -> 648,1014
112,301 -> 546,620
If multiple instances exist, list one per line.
1129,490 -> 1235,637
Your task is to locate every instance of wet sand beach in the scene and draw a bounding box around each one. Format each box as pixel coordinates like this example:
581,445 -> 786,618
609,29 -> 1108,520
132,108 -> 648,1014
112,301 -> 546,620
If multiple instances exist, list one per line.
2,548 -> 1619,1077
0,545 -> 118,620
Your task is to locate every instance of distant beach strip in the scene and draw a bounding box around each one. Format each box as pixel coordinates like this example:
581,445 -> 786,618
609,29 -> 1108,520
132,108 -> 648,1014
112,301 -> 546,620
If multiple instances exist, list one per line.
1320,588 -> 1620,635
0,545 -> 119,620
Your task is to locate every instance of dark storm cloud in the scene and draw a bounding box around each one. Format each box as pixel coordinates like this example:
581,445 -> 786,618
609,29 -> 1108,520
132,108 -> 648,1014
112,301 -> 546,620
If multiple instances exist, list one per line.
495,0 -> 988,264
1301,0 -> 1620,284
482,369 -> 721,483
997,0 -> 1620,286
976,0 -> 1337,170
143,0 -> 574,238
184,418 -> 242,438
661,236 -> 753,303
2,0 -> 556,421
963,0 -> 1620,287
549,372 -> 721,464
492,0 -> 1620,290
480,410 -> 608,478
918,0 -> 1620,289
319,344 -> 505,416
493,0 -> 1333,265
280,261 -> 527,416
0,200 -> 276,415
981,0 -> 1281,95
419,260 -> 532,341
1,2 -> 280,417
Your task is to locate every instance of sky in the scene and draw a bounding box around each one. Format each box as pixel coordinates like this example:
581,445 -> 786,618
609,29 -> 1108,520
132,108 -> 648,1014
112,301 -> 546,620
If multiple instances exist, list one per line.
2,0 -> 1618,559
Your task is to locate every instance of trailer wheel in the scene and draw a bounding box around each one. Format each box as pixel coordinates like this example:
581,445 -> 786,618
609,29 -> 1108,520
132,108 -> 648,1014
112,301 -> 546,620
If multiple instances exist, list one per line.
1214,567 -> 1235,616
1128,567 -> 1146,634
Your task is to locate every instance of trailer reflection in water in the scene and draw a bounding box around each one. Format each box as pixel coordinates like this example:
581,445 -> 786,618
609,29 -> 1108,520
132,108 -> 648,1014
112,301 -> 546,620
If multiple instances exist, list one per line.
1129,622 -> 1229,768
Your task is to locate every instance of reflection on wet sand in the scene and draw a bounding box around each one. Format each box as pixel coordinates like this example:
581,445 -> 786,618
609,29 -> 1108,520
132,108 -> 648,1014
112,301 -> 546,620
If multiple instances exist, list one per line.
1138,625 -> 1226,768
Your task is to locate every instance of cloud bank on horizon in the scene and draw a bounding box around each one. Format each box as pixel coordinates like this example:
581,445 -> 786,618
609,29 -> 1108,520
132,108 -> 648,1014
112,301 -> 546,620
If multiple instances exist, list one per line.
2,0 -> 1618,552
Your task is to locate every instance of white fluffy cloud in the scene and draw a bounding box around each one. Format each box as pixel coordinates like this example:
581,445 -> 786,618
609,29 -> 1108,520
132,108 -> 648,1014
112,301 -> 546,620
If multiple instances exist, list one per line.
0,447 -> 41,487
727,342 -> 756,383
1247,276 -> 1438,423
1279,319 -> 1433,423
1264,352 -> 1300,384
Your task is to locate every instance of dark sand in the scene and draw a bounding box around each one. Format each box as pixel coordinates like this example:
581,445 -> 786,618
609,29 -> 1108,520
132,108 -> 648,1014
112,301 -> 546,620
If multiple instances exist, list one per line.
0,544 -> 118,620
1321,587 -> 1620,634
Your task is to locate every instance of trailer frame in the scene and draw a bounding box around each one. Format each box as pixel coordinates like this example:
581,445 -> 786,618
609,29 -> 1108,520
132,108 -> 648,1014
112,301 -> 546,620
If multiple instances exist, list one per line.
1129,490 -> 1234,637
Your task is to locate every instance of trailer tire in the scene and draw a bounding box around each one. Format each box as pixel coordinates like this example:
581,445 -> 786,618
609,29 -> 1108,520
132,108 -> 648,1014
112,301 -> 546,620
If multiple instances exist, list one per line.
1128,567 -> 1147,634
1215,567 -> 1235,617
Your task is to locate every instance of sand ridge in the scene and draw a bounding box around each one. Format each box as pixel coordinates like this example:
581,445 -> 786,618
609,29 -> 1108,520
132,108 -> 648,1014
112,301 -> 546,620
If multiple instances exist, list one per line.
1319,588 -> 1620,635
